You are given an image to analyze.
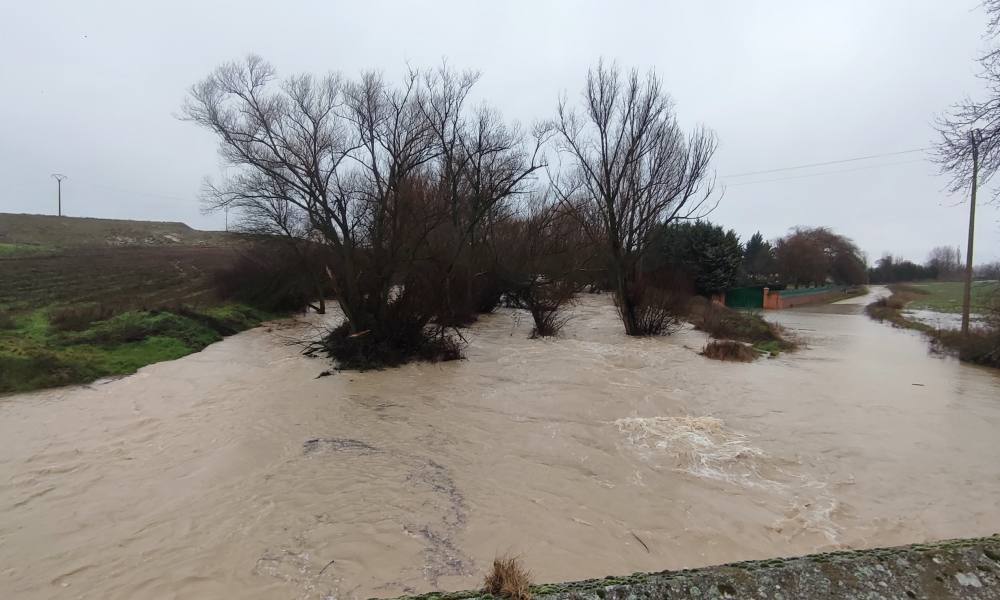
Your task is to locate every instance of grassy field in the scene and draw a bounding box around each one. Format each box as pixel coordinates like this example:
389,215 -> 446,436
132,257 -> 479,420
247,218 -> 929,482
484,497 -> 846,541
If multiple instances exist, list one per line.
0,242 -> 55,257
0,213 -> 277,394
906,280 -> 999,314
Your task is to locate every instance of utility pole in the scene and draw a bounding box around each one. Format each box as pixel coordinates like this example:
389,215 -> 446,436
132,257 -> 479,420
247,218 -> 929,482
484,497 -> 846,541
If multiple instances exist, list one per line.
51,173 -> 68,217
961,130 -> 980,336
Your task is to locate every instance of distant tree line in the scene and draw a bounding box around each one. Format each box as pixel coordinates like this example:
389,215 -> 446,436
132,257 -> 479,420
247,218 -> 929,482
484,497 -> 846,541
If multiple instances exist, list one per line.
868,256 -> 936,284
867,245 -> 986,284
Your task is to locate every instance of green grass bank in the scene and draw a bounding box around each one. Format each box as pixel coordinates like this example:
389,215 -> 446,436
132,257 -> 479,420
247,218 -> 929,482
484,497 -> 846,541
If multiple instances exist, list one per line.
0,303 -> 272,394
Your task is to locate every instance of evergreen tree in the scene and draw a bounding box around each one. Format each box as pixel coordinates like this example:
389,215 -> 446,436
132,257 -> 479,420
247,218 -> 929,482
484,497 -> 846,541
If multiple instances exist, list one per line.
650,221 -> 743,295
742,231 -> 775,284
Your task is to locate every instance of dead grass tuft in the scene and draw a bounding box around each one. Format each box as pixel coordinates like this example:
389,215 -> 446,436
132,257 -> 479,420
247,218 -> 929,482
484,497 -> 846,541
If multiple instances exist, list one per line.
483,556 -> 532,600
49,303 -> 117,331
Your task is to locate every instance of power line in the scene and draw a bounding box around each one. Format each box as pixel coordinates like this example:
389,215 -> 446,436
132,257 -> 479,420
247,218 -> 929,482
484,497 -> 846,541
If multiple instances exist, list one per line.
724,158 -> 928,187
74,180 -> 195,203
722,147 -> 930,178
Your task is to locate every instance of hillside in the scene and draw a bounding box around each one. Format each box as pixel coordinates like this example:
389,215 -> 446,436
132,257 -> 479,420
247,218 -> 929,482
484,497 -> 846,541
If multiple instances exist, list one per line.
0,212 -> 241,249
0,213 -> 276,393
0,213 -> 253,313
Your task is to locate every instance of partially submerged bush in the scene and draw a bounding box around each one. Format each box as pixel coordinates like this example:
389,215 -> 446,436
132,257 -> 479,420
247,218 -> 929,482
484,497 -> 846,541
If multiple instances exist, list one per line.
931,328 -> 1000,368
483,556 -> 532,600
434,268 -> 505,328
307,320 -> 463,370
507,276 -> 578,338
692,300 -> 794,352
702,340 -> 757,362
615,277 -> 689,336
864,290 -> 931,331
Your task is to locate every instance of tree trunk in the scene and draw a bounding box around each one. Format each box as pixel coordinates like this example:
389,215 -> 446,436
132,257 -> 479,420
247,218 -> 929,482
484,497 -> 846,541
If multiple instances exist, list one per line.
613,260 -> 639,336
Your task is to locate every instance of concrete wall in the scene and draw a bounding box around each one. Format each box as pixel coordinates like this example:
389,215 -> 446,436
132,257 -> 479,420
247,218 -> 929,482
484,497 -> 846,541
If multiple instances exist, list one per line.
390,535 -> 1000,600
763,287 -> 847,310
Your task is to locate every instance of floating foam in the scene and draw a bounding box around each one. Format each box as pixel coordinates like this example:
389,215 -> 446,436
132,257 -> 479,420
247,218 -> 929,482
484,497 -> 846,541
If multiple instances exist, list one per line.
614,416 -> 770,488
615,415 -> 843,543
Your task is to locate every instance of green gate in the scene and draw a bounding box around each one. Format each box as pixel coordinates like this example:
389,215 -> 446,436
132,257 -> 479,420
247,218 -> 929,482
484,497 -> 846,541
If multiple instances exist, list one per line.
725,286 -> 764,309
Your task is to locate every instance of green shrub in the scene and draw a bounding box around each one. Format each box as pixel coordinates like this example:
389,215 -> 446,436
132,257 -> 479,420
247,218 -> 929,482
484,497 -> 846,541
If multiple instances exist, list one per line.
64,311 -> 221,349
0,351 -> 100,393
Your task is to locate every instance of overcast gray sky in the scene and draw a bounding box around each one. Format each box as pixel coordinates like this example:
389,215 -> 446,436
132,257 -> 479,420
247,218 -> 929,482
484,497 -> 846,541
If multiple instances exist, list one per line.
2,0 -> 999,263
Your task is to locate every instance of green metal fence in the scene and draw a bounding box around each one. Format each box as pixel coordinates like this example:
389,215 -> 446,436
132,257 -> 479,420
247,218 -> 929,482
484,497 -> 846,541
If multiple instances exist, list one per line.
725,286 -> 764,309
777,285 -> 841,298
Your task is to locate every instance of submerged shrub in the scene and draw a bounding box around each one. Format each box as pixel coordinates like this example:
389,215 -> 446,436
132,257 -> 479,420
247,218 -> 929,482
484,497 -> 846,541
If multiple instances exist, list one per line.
507,276 -> 578,338
702,340 -> 757,362
694,301 -> 782,343
932,328 -> 1000,368
615,279 -> 689,336
308,320 -> 463,371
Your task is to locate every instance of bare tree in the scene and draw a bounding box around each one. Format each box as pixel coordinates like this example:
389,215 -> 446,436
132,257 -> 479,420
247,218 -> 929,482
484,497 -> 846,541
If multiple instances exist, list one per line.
774,227 -> 867,287
417,64 -> 549,321
935,1 -> 1000,197
927,245 -> 963,280
185,56 -> 543,366
551,60 -> 717,335
499,194 -> 592,337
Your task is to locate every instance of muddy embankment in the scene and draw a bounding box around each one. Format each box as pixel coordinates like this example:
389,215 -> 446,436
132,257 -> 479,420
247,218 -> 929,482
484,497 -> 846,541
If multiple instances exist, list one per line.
396,536 -> 1000,600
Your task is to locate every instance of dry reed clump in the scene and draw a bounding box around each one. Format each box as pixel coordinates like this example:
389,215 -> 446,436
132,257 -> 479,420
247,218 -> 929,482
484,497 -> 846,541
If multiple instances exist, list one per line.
702,340 -> 757,362
483,556 -> 532,600
49,303 -> 117,331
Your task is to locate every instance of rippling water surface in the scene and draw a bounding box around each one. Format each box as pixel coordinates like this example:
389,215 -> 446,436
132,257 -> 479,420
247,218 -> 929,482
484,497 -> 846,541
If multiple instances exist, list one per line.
2,287 -> 998,599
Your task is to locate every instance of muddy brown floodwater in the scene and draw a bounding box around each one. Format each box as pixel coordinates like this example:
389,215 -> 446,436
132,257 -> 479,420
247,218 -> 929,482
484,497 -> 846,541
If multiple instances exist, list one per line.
2,287 -> 999,599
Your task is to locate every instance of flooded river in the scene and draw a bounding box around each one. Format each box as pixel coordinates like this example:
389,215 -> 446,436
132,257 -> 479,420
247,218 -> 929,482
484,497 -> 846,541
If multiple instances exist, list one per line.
2,287 -> 999,599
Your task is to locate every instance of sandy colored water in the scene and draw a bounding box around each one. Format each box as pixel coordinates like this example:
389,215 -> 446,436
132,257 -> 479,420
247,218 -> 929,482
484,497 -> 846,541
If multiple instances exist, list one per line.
1,287 -> 999,599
